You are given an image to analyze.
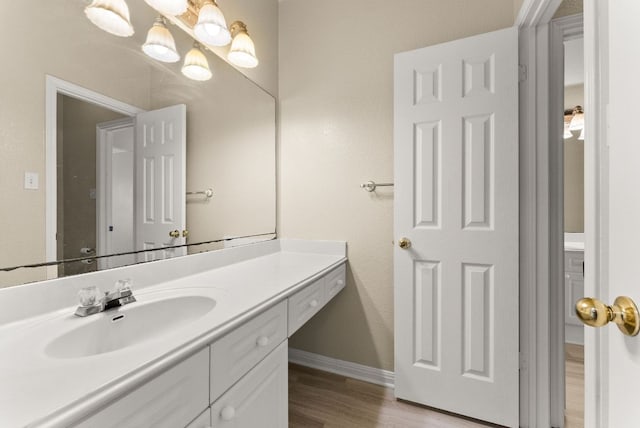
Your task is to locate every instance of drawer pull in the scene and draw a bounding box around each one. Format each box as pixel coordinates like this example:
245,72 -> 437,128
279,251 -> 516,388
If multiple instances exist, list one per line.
337,279 -> 344,286
221,405 -> 235,421
256,335 -> 269,347
309,299 -> 318,308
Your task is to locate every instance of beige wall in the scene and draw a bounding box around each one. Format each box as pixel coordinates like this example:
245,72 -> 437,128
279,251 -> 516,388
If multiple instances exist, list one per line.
553,0 -> 583,18
514,0 -> 525,20
564,84 -> 584,232
58,96 -> 125,276
279,0 -> 516,371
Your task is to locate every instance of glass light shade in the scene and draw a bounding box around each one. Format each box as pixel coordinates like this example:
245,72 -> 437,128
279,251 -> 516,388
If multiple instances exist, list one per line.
182,43 -> 212,81
578,127 -> 585,141
228,26 -> 258,69
563,121 -> 573,139
194,1 -> 231,46
85,0 -> 134,37
569,107 -> 585,131
142,18 -> 180,63
144,0 -> 188,16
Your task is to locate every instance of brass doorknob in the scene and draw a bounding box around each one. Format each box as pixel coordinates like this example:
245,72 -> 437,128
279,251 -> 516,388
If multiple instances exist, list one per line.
182,230 -> 189,238
575,296 -> 640,336
398,238 -> 412,249
169,230 -> 180,238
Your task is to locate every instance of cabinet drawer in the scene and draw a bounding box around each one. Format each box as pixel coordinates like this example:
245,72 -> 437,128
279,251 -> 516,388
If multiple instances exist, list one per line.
210,300 -> 287,403
288,277 -> 326,336
325,264 -> 346,301
74,348 -> 209,428
211,340 -> 288,428
186,408 -> 211,428
565,251 -> 584,273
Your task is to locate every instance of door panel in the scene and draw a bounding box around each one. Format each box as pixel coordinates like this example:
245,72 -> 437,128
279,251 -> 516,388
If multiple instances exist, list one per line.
135,104 -> 186,261
394,27 -> 519,427
599,1 -> 640,426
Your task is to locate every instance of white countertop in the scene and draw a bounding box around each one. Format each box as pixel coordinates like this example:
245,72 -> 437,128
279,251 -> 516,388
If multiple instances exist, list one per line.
0,240 -> 346,427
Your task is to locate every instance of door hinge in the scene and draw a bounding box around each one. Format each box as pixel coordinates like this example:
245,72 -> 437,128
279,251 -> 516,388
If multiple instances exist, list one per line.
518,64 -> 528,82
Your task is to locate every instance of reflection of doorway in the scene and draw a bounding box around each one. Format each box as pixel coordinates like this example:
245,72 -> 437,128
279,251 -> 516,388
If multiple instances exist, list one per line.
96,118 -> 135,270
46,76 -> 143,279
46,76 -> 188,279
562,35 -> 585,428
56,95 -> 129,276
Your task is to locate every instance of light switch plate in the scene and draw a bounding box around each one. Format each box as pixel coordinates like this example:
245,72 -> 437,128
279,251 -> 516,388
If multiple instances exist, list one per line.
24,172 -> 39,190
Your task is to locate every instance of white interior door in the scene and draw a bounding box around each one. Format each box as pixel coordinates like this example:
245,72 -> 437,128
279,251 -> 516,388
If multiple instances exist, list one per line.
587,1 -> 640,426
135,104 -> 186,262
394,27 -> 519,427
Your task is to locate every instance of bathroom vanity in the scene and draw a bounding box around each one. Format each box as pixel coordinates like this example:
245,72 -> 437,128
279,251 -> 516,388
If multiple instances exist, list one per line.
564,234 -> 584,345
0,239 -> 347,428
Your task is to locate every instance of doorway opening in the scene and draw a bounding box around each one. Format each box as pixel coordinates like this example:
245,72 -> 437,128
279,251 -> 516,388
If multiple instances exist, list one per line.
45,76 -> 143,279
548,13 -> 586,428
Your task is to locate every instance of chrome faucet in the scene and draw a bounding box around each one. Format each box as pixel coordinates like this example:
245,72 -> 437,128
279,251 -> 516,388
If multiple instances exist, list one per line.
74,279 -> 137,317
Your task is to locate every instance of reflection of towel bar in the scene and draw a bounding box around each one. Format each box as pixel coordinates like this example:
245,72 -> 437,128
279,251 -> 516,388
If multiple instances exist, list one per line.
360,180 -> 394,192
186,188 -> 213,198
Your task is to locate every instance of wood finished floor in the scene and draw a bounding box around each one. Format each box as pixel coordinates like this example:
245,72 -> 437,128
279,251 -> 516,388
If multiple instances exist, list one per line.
289,345 -> 585,428
565,344 -> 584,428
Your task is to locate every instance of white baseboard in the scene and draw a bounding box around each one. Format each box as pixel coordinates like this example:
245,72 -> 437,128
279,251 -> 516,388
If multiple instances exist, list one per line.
288,348 -> 395,388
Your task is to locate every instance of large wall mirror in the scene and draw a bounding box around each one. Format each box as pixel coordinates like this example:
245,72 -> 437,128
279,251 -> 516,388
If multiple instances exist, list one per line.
0,0 -> 276,288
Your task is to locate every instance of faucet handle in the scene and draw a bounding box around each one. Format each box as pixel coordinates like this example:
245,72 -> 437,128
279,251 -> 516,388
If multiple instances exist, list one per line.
114,279 -> 133,296
78,286 -> 100,307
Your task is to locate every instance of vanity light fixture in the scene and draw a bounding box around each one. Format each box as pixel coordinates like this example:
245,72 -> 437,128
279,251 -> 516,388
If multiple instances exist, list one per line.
142,17 -> 180,63
144,0 -> 188,16
85,0 -> 134,37
182,42 -> 213,81
227,21 -> 258,69
194,0 -> 231,47
568,105 -> 584,131
578,127 -> 585,141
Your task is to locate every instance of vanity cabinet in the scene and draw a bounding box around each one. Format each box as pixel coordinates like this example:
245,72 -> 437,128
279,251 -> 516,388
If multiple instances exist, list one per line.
185,409 -> 212,428
564,250 -> 584,345
68,262 -> 346,428
210,341 -> 288,428
74,348 -> 209,428
210,300 -> 287,402
288,264 -> 346,336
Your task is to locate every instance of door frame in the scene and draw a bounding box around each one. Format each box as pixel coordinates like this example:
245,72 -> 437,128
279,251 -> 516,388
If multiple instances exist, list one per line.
516,0 -> 570,426
518,0 -> 604,426
549,13 -> 584,428
45,76 -> 143,277
581,1 -> 609,427
96,117 -> 135,270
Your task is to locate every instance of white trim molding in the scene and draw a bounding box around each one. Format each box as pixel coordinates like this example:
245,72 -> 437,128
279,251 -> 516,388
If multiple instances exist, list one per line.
549,13 -> 584,427
44,75 -> 143,277
516,0 -> 569,426
288,348 -> 395,389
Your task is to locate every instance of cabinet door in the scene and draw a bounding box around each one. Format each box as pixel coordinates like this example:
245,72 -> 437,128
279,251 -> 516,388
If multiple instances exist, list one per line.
565,272 -> 585,327
74,348 -> 209,428
211,340 -> 288,428
186,408 -> 212,428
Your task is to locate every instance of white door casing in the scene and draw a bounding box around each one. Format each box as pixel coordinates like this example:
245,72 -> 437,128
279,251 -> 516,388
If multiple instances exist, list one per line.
135,104 -> 187,262
97,118 -> 135,270
394,27 -> 519,427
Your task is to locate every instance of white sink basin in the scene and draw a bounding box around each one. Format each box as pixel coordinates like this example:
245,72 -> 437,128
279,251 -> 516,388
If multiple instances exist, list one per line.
44,295 -> 216,359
